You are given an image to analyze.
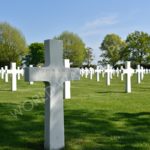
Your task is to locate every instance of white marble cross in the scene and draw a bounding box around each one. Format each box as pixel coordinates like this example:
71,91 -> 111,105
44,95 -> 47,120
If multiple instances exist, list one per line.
64,59 -> 71,99
80,68 -> 85,77
115,67 -> 120,77
140,66 -> 144,80
110,66 -> 113,79
95,66 -> 101,82
136,65 -> 142,84
89,67 -> 94,80
120,66 -> 124,81
7,62 -> 19,91
4,66 -> 8,82
84,67 -> 89,78
105,64 -> 111,86
145,68 -> 149,74
29,65 -> 34,85
17,67 -> 24,80
102,69 -> 105,78
25,39 -> 80,150
123,61 -> 134,93
0,67 -> 5,79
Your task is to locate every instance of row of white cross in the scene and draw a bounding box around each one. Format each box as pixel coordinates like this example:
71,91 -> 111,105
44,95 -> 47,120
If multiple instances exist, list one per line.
0,65 -> 24,81
80,62 -> 150,93
0,64 -> 36,91
0,61 -> 71,99
2,60 -> 148,94
0,63 -> 24,91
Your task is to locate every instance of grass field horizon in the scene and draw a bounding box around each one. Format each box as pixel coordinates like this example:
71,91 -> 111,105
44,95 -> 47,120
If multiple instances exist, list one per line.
0,74 -> 150,150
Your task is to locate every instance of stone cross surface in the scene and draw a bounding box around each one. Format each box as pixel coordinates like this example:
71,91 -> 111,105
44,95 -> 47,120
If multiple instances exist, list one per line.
123,61 -> 134,93
7,62 -> 19,91
84,67 -> 89,78
116,67 -> 120,77
140,66 -> 144,80
120,66 -> 124,81
29,65 -> 34,85
105,64 -> 111,86
136,65 -> 142,84
17,67 -> 24,80
80,68 -> 85,77
95,66 -> 101,82
25,39 -> 80,150
4,66 -> 8,82
89,67 -> 94,80
64,59 -> 71,99
1,67 -> 5,79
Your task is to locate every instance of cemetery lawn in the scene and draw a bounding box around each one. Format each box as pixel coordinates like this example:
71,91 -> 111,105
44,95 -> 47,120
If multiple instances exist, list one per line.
0,75 -> 150,150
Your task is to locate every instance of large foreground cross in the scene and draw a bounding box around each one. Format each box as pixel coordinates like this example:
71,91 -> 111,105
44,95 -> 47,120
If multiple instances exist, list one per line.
25,39 -> 80,150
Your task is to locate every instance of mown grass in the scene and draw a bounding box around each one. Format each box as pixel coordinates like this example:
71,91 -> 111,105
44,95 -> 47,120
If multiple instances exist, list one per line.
0,74 -> 150,150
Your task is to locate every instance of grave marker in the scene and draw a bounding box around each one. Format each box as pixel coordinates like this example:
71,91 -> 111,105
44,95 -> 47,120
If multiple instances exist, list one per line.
29,65 -> 34,85
95,66 -> 101,82
141,66 -> 144,80
84,67 -> 89,78
89,67 -> 94,80
116,67 -> 120,77
136,65 -> 142,84
120,66 -> 124,81
1,67 -> 4,79
105,64 -> 111,86
80,68 -> 85,77
123,61 -> 134,93
64,59 -> 71,99
17,67 -> 24,80
25,39 -> 80,150
7,63 -> 19,91
4,66 -> 8,82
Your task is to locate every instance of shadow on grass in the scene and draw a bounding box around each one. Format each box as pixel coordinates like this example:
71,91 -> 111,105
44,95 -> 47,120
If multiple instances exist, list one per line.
0,89 -> 11,92
0,103 -> 150,150
96,91 -> 125,94
0,103 -> 44,150
65,110 -> 150,150
138,87 -> 150,90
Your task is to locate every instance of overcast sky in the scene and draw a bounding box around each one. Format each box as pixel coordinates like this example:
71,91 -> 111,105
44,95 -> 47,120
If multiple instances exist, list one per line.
1,0 -> 150,64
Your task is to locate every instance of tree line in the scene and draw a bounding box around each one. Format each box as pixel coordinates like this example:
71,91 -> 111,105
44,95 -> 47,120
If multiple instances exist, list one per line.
0,22 -> 150,68
100,32 -> 150,67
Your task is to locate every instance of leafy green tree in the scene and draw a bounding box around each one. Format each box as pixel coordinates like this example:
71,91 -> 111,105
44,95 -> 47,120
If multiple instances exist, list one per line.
0,22 -> 27,66
124,31 -> 150,65
100,33 -> 126,66
26,42 -> 44,66
55,31 -> 86,66
85,47 -> 94,67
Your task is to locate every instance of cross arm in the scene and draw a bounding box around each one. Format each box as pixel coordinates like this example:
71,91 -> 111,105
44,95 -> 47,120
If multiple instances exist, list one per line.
64,68 -> 80,81
70,68 -> 80,80
24,67 -> 50,82
123,68 -> 134,74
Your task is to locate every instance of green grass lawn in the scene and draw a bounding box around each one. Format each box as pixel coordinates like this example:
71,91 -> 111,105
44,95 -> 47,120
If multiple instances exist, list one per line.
0,74 -> 150,150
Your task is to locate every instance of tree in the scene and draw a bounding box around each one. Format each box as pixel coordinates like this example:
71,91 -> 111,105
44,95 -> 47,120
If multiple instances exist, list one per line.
0,22 -> 27,66
26,42 -> 44,66
123,31 -> 150,65
100,33 -> 126,66
85,47 -> 94,67
55,31 -> 86,66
